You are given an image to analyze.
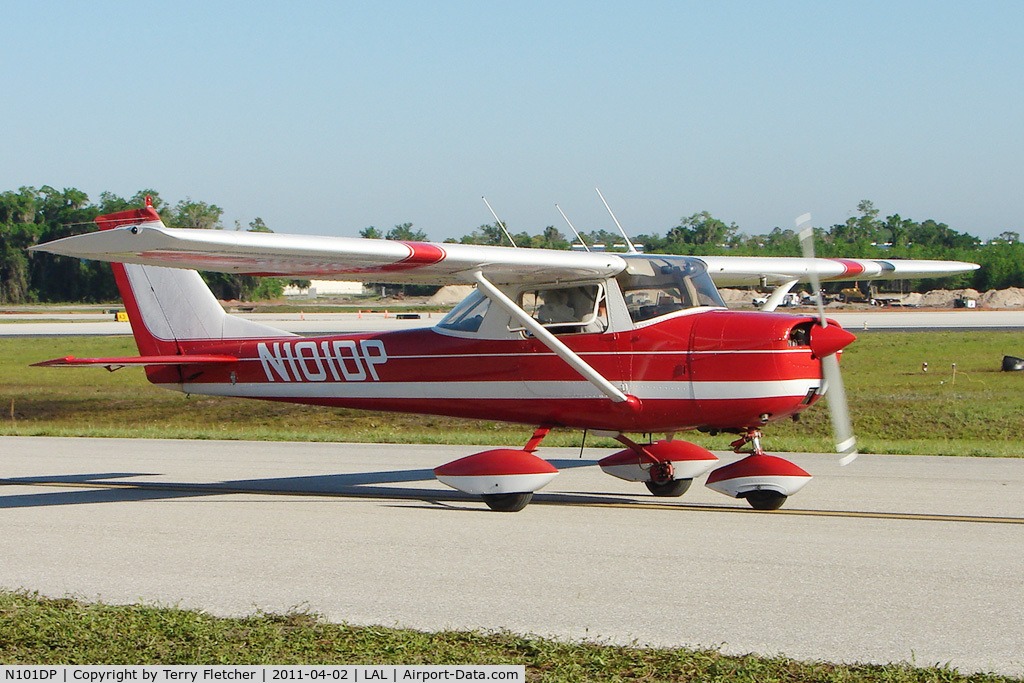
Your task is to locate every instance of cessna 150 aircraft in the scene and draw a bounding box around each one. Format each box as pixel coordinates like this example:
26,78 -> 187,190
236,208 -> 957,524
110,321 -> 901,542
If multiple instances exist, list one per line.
31,199 -> 978,511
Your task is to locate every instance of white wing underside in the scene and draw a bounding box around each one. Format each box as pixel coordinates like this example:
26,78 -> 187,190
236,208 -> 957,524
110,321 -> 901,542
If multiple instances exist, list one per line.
32,222 -> 979,286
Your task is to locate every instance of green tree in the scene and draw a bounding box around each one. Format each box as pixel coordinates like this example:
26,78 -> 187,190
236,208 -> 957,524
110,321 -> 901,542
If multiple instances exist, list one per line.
360,226 -> 384,239
386,222 -> 427,241
247,217 -> 272,233
829,199 -> 882,245
531,226 -> 569,250
460,223 -> 508,246
907,219 -> 979,250
580,229 -> 630,251
757,227 -> 801,256
679,211 -> 736,247
0,221 -> 37,302
167,198 -> 223,230
882,213 -> 914,248
969,243 -> 1024,290
95,190 -> 165,217
0,188 -> 42,302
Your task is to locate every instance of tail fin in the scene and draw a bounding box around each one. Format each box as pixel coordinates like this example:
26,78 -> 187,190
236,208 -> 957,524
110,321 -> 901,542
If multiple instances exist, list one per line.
97,198 -> 296,358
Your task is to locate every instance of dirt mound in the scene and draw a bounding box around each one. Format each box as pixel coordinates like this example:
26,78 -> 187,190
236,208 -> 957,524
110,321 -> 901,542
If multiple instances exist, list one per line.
919,288 -> 980,307
915,287 -> 1024,308
718,288 -> 754,304
428,285 -> 475,306
980,287 -> 1024,308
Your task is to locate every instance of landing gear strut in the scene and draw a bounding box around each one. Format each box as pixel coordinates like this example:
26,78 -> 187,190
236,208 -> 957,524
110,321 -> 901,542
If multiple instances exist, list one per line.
729,429 -> 767,456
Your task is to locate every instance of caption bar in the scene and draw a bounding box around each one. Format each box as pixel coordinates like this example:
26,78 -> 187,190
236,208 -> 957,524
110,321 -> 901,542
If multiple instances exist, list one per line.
0,667 -> 525,683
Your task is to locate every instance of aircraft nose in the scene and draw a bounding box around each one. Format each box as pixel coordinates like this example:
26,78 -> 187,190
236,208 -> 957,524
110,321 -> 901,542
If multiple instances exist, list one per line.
809,323 -> 856,359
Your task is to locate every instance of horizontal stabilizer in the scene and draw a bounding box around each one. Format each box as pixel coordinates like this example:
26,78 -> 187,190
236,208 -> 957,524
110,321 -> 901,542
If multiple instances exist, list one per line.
32,354 -> 238,370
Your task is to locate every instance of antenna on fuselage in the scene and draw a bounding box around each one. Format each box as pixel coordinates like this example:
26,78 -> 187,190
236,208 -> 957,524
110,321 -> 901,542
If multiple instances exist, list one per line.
481,197 -> 518,247
595,188 -> 638,253
555,204 -> 590,252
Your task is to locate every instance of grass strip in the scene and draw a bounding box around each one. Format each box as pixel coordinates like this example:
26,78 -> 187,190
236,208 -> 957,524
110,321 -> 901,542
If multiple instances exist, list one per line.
0,591 -> 1017,682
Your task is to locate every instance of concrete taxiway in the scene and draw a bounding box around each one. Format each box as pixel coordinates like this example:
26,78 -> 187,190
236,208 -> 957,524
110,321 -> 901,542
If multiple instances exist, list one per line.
1,436 -> 1022,675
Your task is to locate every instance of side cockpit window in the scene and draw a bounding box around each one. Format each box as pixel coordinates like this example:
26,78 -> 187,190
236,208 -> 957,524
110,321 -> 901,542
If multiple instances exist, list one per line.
617,257 -> 725,324
516,283 -> 606,334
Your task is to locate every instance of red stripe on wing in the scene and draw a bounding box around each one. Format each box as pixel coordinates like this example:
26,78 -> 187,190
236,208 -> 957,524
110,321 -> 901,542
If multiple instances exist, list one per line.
825,259 -> 866,280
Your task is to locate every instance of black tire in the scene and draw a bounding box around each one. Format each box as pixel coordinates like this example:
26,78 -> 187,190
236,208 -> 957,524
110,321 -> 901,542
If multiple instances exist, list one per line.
743,490 -> 787,510
482,492 -> 533,512
644,478 -> 692,497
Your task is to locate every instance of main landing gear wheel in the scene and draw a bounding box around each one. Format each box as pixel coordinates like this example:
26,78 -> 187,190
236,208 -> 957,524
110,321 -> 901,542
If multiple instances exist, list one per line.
482,492 -> 534,512
644,478 -> 692,497
742,490 -> 788,510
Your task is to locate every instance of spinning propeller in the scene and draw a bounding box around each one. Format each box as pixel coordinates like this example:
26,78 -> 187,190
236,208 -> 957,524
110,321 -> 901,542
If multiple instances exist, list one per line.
796,214 -> 859,466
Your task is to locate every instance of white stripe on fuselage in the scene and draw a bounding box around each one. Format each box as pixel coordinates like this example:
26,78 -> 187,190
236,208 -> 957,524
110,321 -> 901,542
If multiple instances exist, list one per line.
171,378 -> 819,401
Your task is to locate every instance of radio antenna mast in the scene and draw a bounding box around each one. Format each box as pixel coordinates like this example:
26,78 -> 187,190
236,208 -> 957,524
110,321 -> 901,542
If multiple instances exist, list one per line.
555,204 -> 590,252
595,188 -> 638,253
481,197 -> 518,247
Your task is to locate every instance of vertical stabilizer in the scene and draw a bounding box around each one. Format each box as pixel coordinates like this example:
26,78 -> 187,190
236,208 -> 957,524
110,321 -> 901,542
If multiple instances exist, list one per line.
96,200 -> 296,358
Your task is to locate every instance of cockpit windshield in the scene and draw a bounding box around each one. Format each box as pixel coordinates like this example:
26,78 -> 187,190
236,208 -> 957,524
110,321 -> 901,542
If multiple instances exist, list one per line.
436,290 -> 491,332
617,256 -> 725,323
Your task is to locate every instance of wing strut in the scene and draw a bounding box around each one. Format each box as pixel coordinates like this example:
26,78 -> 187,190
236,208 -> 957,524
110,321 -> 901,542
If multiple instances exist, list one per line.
759,279 -> 800,312
469,270 -> 632,405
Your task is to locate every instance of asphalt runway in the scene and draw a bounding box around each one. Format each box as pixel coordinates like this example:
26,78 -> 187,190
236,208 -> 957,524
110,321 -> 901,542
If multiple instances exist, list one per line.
2,309 -> 1024,336
1,436 -> 1022,675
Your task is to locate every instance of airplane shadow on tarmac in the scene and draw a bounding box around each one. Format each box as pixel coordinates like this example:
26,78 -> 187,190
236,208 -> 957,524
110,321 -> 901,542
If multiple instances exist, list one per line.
0,459 -> 641,510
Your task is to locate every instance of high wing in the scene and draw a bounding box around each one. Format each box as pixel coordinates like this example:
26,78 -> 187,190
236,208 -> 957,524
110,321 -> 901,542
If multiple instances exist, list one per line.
30,205 -> 978,286
695,254 -> 979,286
31,220 -> 626,286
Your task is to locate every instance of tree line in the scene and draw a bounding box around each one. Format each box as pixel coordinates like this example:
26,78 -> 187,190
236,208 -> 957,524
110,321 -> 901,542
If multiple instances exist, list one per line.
0,187 -> 297,303
2,188 -> 1021,304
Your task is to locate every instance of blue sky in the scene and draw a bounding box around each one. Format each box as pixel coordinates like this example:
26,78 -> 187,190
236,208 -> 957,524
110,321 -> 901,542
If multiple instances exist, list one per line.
3,1 -> 1022,240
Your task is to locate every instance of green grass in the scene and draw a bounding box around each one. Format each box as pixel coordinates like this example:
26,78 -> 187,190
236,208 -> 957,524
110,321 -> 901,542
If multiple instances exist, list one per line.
1,332 -> 1022,456
0,591 -> 1017,681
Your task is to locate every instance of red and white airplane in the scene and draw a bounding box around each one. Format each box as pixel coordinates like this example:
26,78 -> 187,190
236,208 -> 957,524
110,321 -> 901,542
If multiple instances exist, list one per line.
31,200 -> 978,511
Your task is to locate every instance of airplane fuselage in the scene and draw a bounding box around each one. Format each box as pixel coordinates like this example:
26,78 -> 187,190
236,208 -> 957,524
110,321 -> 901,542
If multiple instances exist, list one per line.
150,309 -> 826,434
